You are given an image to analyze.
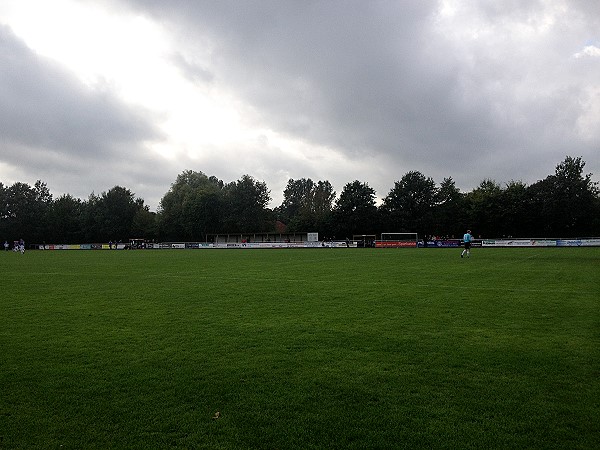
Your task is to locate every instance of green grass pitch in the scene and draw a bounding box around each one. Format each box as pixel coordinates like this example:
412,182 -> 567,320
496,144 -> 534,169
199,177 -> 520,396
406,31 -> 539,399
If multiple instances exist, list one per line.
1,248 -> 599,449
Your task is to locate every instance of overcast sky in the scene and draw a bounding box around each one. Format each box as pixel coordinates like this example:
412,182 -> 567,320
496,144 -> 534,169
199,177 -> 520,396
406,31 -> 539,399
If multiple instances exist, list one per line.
1,0 -> 598,211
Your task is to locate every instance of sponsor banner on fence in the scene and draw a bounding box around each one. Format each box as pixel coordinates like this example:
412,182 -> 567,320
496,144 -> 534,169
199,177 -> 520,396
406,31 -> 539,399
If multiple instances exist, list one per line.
376,241 -> 417,248
212,241 -> 344,249
418,240 -> 461,248
556,239 -> 600,247
482,239 -> 600,247
530,240 -> 557,247
557,240 -> 581,247
483,239 -> 538,247
185,243 -> 214,249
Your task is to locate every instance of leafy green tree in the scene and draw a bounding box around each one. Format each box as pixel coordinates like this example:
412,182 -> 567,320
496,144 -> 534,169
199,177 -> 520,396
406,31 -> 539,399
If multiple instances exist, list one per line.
0,180 -> 52,244
500,180 -> 528,237
380,171 -> 437,237
465,179 -> 503,238
81,192 -> 101,242
333,180 -> 377,238
526,156 -> 599,237
79,187 -> 146,242
47,194 -> 85,243
277,178 -> 336,234
181,188 -> 224,240
278,178 -> 315,223
99,186 -> 141,242
434,177 -> 465,238
223,175 -> 271,233
312,180 -> 336,236
158,170 -> 225,240
132,205 -> 158,241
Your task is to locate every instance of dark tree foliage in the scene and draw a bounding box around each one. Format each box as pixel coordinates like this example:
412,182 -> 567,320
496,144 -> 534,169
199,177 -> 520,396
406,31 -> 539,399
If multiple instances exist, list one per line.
0,180 -> 52,245
465,179 -> 504,238
381,171 -> 437,238
97,186 -> 141,242
276,178 -> 335,236
434,177 -> 465,238
158,170 -> 225,241
77,187 -> 148,243
47,194 -> 85,244
525,156 -> 599,237
500,181 -> 529,238
1,156 -> 598,244
157,171 -> 272,240
333,180 -> 378,238
222,175 -> 272,234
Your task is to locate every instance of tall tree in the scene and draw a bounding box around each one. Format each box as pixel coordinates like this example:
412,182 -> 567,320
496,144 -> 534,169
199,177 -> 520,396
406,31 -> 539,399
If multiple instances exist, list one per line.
47,194 -> 84,244
277,178 -> 336,234
333,180 -> 377,238
434,177 -> 465,238
181,188 -> 224,240
223,175 -> 272,233
96,186 -> 142,242
279,178 -> 315,223
500,180 -> 528,237
158,170 -> 225,240
132,207 -> 157,241
465,179 -> 503,238
527,156 -> 599,237
0,181 -> 52,244
312,180 -> 336,236
380,171 -> 437,237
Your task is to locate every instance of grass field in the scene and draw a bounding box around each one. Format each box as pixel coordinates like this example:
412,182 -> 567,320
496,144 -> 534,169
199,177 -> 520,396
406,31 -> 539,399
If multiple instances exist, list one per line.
1,247 -> 599,449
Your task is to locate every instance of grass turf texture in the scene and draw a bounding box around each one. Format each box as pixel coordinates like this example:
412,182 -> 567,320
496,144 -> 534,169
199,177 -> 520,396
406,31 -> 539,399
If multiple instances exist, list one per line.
1,248 -> 599,449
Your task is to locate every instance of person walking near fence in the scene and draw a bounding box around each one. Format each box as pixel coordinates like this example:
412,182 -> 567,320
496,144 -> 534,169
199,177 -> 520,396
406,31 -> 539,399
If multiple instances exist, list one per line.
461,230 -> 472,258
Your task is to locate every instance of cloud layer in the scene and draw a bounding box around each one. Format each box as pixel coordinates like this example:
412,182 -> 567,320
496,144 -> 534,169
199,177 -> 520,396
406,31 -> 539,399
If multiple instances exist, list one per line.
1,1 -> 599,209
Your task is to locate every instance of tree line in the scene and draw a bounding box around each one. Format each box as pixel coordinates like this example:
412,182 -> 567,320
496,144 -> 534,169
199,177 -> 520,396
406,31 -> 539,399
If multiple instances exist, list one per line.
1,156 -> 599,245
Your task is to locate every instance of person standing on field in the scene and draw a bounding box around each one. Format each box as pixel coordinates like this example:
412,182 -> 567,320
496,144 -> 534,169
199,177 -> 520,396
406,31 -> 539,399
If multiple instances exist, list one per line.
461,230 -> 472,258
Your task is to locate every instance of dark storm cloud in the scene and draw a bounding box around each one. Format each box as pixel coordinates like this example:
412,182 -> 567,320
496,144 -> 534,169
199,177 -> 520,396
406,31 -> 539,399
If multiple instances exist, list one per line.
6,0 -> 598,210
107,0 -> 599,194
0,24 -> 167,206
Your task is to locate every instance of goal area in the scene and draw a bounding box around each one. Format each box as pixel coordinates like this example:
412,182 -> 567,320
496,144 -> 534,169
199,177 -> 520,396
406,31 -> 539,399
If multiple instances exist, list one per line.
376,232 -> 418,248
352,234 -> 377,248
